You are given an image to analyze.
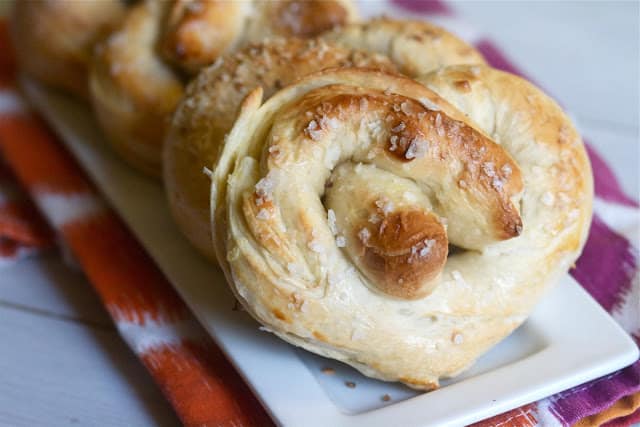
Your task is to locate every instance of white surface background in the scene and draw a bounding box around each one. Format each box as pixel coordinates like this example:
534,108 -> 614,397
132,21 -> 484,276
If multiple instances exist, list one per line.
0,2 -> 637,426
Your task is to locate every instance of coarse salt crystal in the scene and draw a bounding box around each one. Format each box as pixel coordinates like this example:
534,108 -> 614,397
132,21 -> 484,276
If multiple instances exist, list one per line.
335,235 -> 346,247
358,228 -> 371,243
400,101 -> 412,115
405,138 -> 426,160
435,113 -> 444,137
391,122 -> 406,133
327,209 -> 338,235
375,198 -> 394,215
389,135 -> 399,151
256,208 -> 270,220
419,239 -> 436,257
420,98 -> 440,111
482,162 -> 496,177
492,177 -> 504,191
255,174 -> 275,199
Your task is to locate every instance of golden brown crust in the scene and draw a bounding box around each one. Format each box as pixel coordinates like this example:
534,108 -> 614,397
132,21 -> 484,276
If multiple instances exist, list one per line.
161,0 -> 248,74
270,0 -> 350,37
10,0 -> 126,98
356,209 -> 448,299
206,67 -> 592,389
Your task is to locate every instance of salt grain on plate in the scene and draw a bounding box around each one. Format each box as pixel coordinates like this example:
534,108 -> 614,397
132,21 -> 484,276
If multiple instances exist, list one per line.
321,367 -> 335,375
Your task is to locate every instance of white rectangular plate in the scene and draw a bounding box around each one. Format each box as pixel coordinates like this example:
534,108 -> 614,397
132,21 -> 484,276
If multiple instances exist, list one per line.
24,80 -> 639,427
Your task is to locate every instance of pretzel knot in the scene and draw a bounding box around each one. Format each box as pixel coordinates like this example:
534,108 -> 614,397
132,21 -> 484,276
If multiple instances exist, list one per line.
212,67 -> 591,388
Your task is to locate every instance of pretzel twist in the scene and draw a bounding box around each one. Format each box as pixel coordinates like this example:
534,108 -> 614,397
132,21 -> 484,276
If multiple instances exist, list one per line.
209,67 -> 592,388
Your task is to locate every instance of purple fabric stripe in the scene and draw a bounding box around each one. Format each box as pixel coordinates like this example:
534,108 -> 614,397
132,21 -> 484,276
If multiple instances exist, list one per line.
571,215 -> 638,313
391,0 -> 452,15
586,143 -> 639,207
548,360 -> 640,426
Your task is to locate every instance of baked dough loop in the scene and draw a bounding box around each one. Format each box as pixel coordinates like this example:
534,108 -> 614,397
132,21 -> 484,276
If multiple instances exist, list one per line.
165,18 -> 485,260
9,0 -> 126,98
89,0 -> 356,177
210,67 -> 592,389
322,17 -> 487,77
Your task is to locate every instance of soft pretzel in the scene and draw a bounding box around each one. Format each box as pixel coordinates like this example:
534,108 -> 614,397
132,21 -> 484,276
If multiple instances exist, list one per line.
165,18 -> 485,260
89,0 -> 357,177
208,67 -> 592,389
9,0 -> 126,98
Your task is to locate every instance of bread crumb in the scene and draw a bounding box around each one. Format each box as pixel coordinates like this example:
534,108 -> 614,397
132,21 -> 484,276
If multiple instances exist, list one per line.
321,367 -> 335,375
382,394 -> 391,402
345,381 -> 356,388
